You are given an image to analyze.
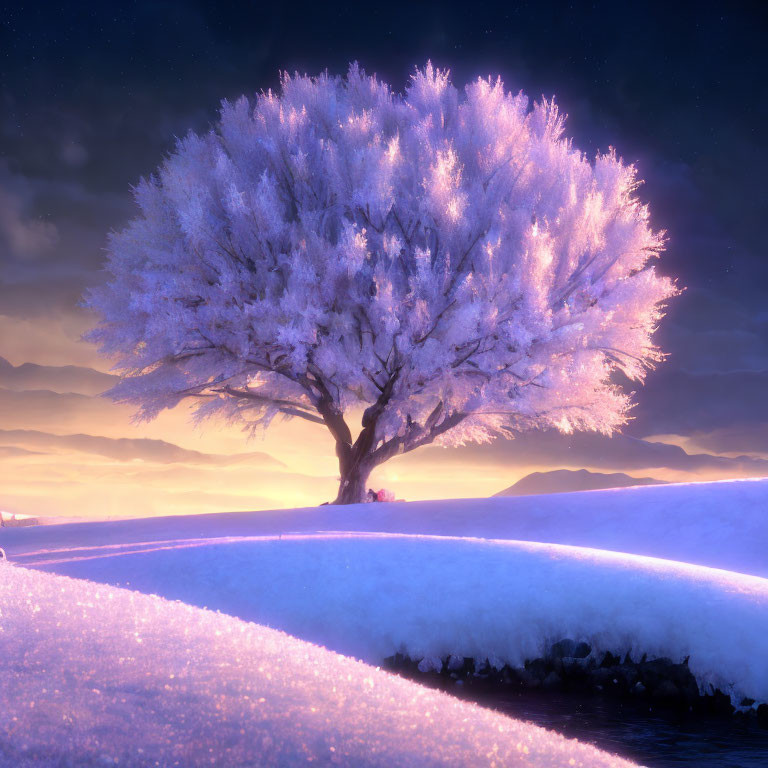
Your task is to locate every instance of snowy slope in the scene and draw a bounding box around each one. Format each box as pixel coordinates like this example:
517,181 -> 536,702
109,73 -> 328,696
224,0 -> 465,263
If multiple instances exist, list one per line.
0,561 -> 636,768
4,476 -> 768,576
8,532 -> 768,705
2,478 -> 767,722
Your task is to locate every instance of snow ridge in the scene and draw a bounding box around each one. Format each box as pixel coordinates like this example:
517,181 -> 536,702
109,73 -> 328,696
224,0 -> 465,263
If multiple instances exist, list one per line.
0,561 -> 635,767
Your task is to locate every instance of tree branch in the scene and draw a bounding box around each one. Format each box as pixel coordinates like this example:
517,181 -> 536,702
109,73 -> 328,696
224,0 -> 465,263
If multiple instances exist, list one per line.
216,385 -> 316,412
368,406 -> 467,466
414,300 -> 456,344
445,226 -> 490,297
390,207 -> 413,246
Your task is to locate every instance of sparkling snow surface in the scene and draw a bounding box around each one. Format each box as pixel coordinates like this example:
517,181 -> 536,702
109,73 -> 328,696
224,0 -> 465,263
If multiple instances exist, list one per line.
2,478 -> 768,765
5,477 -> 768,576
0,562 -> 636,768
3,478 -> 768,705
9,533 -> 768,705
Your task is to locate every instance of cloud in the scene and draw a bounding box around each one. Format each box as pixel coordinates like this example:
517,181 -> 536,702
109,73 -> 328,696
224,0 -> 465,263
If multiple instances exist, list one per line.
628,369 -> 768,438
0,452 -> 331,519
0,372 -> 336,518
60,140 -> 89,168
0,446 -> 40,459
660,326 -> 768,376
0,313 -> 104,369
0,387 -> 127,433
0,364 -> 342,477
684,425 -> 768,458
0,428 -> 283,468
0,163 -> 131,325
0,177 -> 59,259
0,484 -> 281,521
650,288 -> 768,376
408,429 -> 768,479
0,356 -> 116,395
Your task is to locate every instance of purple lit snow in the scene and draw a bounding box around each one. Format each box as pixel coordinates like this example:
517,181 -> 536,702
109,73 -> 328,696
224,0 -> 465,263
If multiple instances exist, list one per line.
0,561 -> 636,767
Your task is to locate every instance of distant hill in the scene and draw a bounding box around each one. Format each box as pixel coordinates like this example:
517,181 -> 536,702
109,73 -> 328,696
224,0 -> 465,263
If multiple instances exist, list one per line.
0,357 -> 117,395
494,468 -> 666,497
0,428 -> 284,468
0,387 -> 124,432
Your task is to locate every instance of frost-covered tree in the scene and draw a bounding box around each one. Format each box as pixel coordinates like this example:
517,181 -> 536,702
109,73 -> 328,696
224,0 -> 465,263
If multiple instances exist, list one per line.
86,62 -> 677,504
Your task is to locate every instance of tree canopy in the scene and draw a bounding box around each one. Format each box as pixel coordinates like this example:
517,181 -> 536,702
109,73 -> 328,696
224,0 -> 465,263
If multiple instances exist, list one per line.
86,62 -> 677,503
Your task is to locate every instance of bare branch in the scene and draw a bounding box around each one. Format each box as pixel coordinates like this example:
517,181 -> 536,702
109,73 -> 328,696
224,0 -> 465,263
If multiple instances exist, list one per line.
445,227 -> 490,297
414,300 -> 456,344
369,408 -> 467,466
216,385 -> 317,413
390,207 -> 413,246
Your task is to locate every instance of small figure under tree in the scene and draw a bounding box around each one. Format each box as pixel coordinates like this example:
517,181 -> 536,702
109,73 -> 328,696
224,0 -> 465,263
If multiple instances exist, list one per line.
86,62 -> 677,504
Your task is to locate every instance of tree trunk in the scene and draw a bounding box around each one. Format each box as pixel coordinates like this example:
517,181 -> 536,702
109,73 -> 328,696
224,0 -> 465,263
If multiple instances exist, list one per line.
332,460 -> 373,505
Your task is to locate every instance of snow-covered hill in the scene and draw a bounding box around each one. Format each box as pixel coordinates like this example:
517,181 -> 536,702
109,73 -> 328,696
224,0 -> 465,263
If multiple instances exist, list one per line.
2,477 -> 768,765
11,531 -> 767,703
5,476 -> 768,576
0,562 -> 634,767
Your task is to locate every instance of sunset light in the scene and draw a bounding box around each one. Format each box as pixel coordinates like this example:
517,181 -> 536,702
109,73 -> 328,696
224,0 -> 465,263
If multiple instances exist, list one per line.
2,3 -> 767,766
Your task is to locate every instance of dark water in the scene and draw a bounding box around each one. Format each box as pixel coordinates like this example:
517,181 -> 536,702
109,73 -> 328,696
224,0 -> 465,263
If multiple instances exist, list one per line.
487,690 -> 768,767
426,680 -> 768,767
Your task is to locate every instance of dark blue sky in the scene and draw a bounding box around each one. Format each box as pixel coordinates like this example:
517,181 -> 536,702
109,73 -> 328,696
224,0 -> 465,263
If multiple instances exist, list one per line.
1,0 -> 767,453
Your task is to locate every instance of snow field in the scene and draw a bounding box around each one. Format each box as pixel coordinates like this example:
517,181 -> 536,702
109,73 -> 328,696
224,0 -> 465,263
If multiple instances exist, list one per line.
4,478 -> 768,764
6,477 -> 768,577
0,561 -> 636,767
11,532 -> 768,706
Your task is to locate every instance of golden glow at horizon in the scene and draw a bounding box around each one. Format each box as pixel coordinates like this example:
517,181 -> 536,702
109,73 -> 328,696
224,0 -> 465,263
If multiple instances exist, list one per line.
0,317 -> 730,521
